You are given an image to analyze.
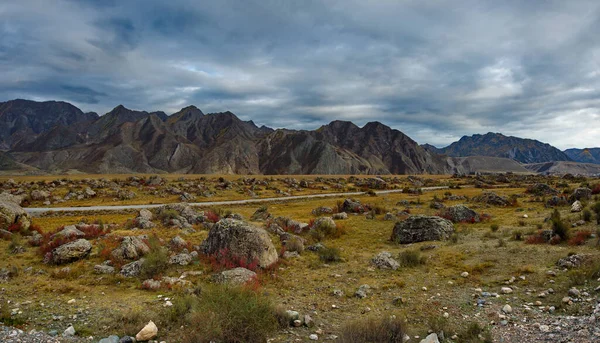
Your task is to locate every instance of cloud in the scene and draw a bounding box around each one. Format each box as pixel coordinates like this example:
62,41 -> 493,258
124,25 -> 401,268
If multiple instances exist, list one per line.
1,0 -> 600,149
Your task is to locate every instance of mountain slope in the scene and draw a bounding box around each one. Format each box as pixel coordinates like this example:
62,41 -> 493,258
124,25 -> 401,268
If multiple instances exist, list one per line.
564,148 -> 600,164
0,99 -> 98,150
437,132 -> 571,164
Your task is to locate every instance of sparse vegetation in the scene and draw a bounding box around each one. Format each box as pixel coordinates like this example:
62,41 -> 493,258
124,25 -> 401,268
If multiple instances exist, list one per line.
338,316 -> 406,343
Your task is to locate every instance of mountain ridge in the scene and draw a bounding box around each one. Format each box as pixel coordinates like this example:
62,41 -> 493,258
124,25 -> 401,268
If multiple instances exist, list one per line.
0,99 -> 587,175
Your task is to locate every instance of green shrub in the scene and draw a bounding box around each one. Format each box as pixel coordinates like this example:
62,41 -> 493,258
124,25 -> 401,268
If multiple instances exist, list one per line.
285,236 -> 304,254
490,224 -> 499,232
139,237 -> 169,279
157,208 -> 179,222
179,286 -> 279,343
338,316 -> 406,343
512,230 -> 523,241
592,202 -> 600,224
583,209 -> 592,222
397,250 -> 426,267
318,246 -> 342,263
550,209 -> 569,241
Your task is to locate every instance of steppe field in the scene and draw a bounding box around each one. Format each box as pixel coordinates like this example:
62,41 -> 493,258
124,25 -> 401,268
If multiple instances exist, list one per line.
1,173 -> 600,343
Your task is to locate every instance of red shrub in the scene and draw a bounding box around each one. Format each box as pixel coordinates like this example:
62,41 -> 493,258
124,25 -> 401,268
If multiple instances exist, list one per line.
77,224 -> 111,239
6,223 -> 23,233
525,233 -> 546,244
549,235 -> 562,245
205,210 -> 220,223
592,184 -> 600,195
203,248 -> 260,272
568,230 -> 592,246
29,223 -> 43,234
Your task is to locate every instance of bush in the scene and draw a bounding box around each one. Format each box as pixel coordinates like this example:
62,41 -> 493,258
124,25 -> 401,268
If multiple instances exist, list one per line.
592,202 -> 600,224
157,209 -> 179,222
139,237 -> 169,279
512,230 -> 523,241
397,250 -> 426,268
550,209 -> 569,241
309,220 -> 346,242
338,316 -> 406,343
173,286 -> 279,343
583,209 -> 592,222
490,224 -> 499,232
568,230 -> 592,246
318,246 -> 342,263
285,236 -> 304,254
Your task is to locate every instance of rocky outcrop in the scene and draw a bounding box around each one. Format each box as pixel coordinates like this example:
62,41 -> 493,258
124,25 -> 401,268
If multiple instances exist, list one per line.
50,239 -> 92,264
391,216 -> 454,244
201,218 -> 278,268
111,236 -> 150,260
0,194 -> 31,231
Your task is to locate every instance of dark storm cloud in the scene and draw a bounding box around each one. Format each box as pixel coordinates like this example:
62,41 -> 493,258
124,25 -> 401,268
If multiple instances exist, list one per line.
1,0 -> 600,148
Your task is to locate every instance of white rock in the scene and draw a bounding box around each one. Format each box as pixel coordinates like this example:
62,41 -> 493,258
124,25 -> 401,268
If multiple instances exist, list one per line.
539,324 -> 550,333
309,334 -> 319,340
136,321 -> 158,341
63,325 -> 76,337
419,333 -> 440,343
502,304 -> 513,314
501,287 -> 513,294
461,272 -> 469,278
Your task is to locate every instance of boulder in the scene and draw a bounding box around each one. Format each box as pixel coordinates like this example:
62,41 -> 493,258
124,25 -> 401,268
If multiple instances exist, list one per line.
121,258 -> 145,277
472,192 -> 510,206
169,235 -> 187,250
419,333 -> 440,343
213,267 -> 257,285
138,209 -> 153,221
570,188 -> 592,202
332,212 -> 348,220
251,206 -> 272,221
52,225 -> 85,239
135,321 -> 158,341
30,190 -> 50,201
311,217 -> 336,232
391,216 -> 454,244
371,252 -> 400,270
50,239 -> 92,264
527,183 -> 558,196
0,194 -> 31,231
169,253 -> 192,266
201,219 -> 278,268
440,205 -> 480,223
312,206 -> 333,216
571,200 -> 583,213
94,264 -> 115,274
342,198 -> 367,213
111,236 -> 150,260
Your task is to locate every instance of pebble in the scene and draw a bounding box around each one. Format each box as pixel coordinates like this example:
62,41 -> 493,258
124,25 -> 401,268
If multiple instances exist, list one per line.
501,287 -> 513,294
461,272 -> 469,278
502,304 -> 513,314
309,334 -> 319,340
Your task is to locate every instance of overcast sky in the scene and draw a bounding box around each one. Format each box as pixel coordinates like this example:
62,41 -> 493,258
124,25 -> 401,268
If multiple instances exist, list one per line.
1,0 -> 599,149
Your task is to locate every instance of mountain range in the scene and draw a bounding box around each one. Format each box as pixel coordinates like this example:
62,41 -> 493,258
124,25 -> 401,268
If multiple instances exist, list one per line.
0,99 -> 597,175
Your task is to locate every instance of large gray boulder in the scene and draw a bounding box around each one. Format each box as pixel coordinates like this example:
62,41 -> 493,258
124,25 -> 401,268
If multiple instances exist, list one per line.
111,236 -> 150,260
391,216 -> 454,244
440,205 -> 480,223
52,225 -> 85,239
50,239 -> 92,264
0,193 -> 31,231
570,188 -> 592,202
201,218 -> 278,268
121,258 -> 145,277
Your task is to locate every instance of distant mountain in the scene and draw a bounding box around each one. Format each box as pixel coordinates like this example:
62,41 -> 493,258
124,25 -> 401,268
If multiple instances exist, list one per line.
0,99 -> 98,150
524,161 -> 600,176
564,148 -> 600,164
436,132 -> 571,164
0,99 -> 572,175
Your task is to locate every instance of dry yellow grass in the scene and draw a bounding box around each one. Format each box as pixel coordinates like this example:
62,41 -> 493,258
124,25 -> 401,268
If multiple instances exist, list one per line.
1,176 -> 599,341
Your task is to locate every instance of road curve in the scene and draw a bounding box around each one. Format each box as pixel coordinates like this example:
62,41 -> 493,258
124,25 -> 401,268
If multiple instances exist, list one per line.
23,186 -> 450,214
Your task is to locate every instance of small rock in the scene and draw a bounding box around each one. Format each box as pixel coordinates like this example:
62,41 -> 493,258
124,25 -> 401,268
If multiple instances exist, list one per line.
136,320 -> 158,341
501,287 -> 513,294
502,304 -> 513,314
63,325 -> 76,337
309,334 -> 319,341
460,271 -> 469,278
419,333 -> 440,343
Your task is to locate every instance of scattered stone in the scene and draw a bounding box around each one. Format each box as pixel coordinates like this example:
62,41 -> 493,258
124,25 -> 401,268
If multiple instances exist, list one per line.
439,205 -> 480,223
419,333 -> 440,343
169,253 -> 192,266
461,271 -> 469,278
501,287 -> 513,294
121,258 -> 145,277
99,335 -> 120,343
355,284 -> 370,299
62,325 -> 75,337
371,251 -> 400,270
332,212 -> 348,220
502,304 -> 513,314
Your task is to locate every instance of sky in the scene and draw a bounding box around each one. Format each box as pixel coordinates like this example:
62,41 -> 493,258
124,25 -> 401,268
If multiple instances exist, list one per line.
1,0 -> 600,149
